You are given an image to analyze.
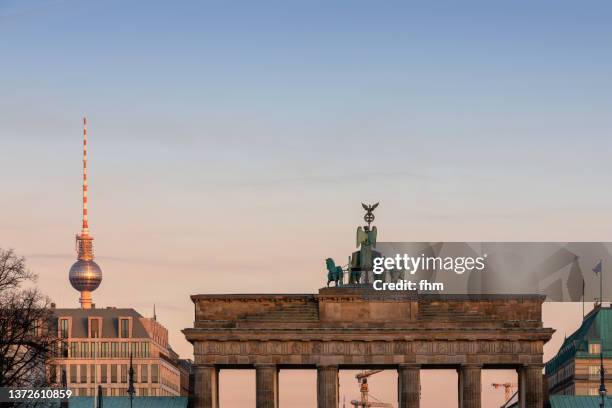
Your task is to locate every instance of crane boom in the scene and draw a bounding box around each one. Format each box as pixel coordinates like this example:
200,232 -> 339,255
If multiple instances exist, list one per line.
491,383 -> 518,402
355,370 -> 383,380
350,401 -> 393,407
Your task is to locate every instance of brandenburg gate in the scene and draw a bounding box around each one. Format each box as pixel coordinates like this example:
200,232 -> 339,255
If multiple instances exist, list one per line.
184,205 -> 554,407
183,288 -> 553,408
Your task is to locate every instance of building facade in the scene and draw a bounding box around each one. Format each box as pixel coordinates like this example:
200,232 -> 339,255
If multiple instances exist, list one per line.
49,307 -> 182,397
545,305 -> 611,396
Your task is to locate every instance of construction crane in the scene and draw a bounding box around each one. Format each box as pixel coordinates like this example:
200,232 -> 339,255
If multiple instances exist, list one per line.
350,370 -> 394,407
491,383 -> 518,403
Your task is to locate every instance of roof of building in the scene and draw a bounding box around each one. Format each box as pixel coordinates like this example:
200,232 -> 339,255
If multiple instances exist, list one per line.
39,397 -> 188,408
548,395 -> 612,408
53,308 -> 150,339
505,395 -> 612,408
177,359 -> 193,373
546,306 -> 612,374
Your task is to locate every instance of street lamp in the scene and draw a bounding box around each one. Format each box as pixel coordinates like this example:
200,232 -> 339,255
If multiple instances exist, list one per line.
61,368 -> 69,408
600,351 -> 607,408
127,353 -> 135,408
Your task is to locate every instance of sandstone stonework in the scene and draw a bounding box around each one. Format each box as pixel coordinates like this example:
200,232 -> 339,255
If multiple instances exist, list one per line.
184,287 -> 553,408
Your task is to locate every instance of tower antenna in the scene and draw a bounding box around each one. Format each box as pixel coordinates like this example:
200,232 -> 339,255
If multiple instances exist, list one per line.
82,116 -> 89,234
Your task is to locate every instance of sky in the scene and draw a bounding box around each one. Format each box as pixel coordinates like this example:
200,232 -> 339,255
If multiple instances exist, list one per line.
1,0 -> 612,406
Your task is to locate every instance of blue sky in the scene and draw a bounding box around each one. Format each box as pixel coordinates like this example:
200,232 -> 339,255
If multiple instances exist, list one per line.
1,2 -> 612,405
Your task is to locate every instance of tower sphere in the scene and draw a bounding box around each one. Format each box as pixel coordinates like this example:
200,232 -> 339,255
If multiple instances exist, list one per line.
69,259 -> 102,292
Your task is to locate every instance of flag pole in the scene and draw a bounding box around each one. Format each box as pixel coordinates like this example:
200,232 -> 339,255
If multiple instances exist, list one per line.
583,278 -> 586,319
600,260 -> 603,307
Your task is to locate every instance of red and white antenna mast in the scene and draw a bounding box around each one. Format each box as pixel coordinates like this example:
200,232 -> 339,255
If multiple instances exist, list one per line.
82,116 -> 89,234
75,116 -> 94,261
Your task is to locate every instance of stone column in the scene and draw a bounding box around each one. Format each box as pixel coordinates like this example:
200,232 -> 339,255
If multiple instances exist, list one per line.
194,365 -> 219,408
520,364 -> 543,408
317,365 -> 339,408
398,364 -> 420,408
256,364 -> 279,408
458,365 -> 481,408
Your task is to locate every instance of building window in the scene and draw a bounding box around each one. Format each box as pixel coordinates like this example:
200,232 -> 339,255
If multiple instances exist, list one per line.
121,342 -> 128,358
589,343 -> 601,354
49,365 -> 57,384
101,365 -> 107,383
80,364 -> 87,383
81,342 -> 89,358
131,342 -> 139,358
120,319 -> 130,338
100,342 -> 109,358
133,365 -> 138,383
141,365 -> 148,383
78,388 -> 87,396
90,365 -> 96,383
60,319 -> 69,338
121,365 -> 127,383
90,318 -> 101,338
111,342 -> 119,357
70,365 -> 77,383
70,342 -> 78,358
589,387 -> 599,396
151,364 -> 159,384
110,365 -> 117,383
60,365 -> 67,384
141,342 -> 149,357
61,342 -> 69,358
141,388 -> 148,396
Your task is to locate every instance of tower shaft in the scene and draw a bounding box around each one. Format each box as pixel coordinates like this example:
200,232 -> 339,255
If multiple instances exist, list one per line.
76,116 -> 94,261
82,116 -> 89,233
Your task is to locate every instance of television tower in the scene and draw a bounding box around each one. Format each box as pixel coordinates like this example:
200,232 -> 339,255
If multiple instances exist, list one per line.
68,116 -> 102,309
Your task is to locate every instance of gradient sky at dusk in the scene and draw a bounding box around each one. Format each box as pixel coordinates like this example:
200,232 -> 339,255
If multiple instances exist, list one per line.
2,1 -> 612,406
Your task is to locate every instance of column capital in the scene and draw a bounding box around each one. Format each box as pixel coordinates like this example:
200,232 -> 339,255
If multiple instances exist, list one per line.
316,364 -> 339,370
398,363 -> 421,370
254,363 -> 278,369
194,364 -> 217,370
521,363 -> 544,369
459,363 -> 483,369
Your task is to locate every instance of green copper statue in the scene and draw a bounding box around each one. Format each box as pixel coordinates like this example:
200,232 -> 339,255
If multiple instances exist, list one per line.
325,258 -> 343,287
350,203 -> 381,284
325,203 -> 381,286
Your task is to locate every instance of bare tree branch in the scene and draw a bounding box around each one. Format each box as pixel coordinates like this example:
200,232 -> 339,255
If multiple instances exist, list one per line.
0,248 -> 57,389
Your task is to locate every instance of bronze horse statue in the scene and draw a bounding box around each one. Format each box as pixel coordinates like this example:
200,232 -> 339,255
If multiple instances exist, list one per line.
325,258 -> 343,287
